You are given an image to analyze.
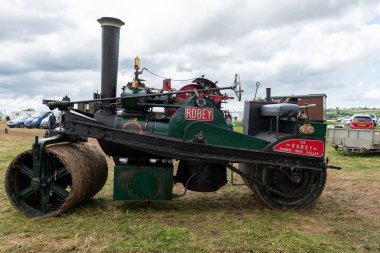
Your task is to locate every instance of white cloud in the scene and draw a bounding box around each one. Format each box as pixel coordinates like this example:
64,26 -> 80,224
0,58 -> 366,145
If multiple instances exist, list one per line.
364,89 -> 380,99
1,0 -> 380,114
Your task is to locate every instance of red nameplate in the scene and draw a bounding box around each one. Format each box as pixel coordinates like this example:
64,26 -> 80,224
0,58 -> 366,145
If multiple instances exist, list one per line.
273,139 -> 324,157
185,106 -> 214,121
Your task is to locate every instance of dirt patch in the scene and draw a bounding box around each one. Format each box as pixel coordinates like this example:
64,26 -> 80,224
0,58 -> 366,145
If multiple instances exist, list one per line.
324,171 -> 380,221
1,126 -> 46,141
1,234 -> 76,253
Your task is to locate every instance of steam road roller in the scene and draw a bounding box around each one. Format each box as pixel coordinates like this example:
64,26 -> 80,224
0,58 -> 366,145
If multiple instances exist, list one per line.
5,17 -> 341,217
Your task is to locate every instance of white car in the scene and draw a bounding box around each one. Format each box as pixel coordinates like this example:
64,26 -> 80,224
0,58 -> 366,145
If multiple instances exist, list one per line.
341,116 -> 352,124
327,124 -> 345,129
369,114 -> 377,126
39,111 -> 61,129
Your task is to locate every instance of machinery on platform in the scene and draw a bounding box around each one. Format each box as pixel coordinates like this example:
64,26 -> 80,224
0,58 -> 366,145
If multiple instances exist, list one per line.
5,17 -> 340,217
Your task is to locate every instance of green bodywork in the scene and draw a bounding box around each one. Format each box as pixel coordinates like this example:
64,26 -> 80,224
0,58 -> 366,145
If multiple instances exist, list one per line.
114,117 -> 168,136
111,96 -> 327,202
121,86 -> 147,109
169,96 -> 270,150
114,163 -> 173,200
168,96 -> 227,138
111,113 -> 169,158
299,121 -> 327,137
183,122 -> 269,150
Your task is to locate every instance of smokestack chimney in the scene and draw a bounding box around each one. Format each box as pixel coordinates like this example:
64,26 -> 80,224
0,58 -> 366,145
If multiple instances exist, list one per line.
97,17 -> 125,101
266,88 -> 271,102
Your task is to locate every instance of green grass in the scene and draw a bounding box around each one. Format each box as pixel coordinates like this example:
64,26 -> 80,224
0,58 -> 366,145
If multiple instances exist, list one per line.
0,121 -> 380,252
233,121 -> 243,133
327,108 -> 380,120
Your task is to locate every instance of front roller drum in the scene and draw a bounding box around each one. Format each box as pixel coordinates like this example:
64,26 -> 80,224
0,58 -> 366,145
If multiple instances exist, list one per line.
5,143 -> 108,217
239,163 -> 326,209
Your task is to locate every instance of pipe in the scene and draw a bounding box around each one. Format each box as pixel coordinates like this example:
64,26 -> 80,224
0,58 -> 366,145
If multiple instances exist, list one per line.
44,85 -> 235,109
97,17 -> 125,101
266,88 -> 271,103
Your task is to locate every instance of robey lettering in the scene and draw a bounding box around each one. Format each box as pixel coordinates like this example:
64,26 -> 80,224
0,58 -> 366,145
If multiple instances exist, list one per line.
185,106 -> 214,121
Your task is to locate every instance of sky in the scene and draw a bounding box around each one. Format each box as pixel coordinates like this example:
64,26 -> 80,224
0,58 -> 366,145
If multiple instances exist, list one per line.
0,0 -> 380,115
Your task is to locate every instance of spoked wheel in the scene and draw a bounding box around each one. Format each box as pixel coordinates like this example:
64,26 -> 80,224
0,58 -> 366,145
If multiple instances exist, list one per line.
239,163 -> 327,209
5,149 -> 71,217
5,143 -> 108,217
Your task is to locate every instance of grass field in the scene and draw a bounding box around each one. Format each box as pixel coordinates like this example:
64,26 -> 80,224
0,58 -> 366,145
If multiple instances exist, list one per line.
0,121 -> 379,252
326,108 -> 380,120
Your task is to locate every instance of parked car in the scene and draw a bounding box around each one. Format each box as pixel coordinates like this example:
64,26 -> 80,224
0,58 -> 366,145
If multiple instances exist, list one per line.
327,124 -> 345,129
39,115 -> 50,129
341,116 -> 353,124
24,111 -> 52,128
6,115 -> 29,128
369,114 -> 377,127
40,111 -> 61,129
349,114 -> 374,130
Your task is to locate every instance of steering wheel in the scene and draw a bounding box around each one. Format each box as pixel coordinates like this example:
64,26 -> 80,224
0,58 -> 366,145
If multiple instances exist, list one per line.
232,74 -> 242,101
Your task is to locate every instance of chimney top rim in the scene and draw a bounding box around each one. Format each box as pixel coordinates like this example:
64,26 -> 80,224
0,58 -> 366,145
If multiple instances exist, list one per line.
97,17 -> 125,28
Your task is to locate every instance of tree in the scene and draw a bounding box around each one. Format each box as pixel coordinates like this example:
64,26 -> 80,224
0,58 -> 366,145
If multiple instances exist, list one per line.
336,107 -> 340,116
23,108 -> 35,112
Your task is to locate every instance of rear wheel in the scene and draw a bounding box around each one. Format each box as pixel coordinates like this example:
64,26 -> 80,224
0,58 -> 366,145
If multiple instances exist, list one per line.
19,123 -> 24,128
239,163 -> 326,209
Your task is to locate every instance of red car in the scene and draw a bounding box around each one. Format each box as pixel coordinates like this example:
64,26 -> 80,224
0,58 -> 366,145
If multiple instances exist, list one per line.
350,115 -> 374,129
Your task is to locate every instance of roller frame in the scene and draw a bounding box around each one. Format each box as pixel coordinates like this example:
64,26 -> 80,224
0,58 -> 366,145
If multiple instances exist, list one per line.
31,135 -> 64,210
27,135 -> 72,214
